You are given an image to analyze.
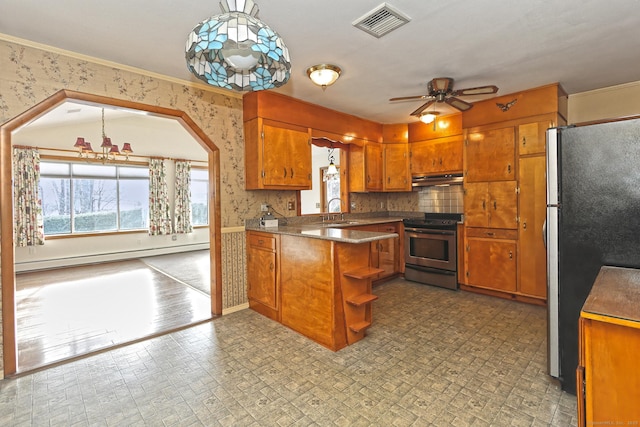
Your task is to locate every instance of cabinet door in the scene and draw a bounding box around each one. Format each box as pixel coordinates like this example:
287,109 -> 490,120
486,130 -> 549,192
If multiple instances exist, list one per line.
365,143 -> 383,191
262,123 -> 311,188
488,181 -> 518,229
518,156 -> 547,298
384,144 -> 410,191
518,122 -> 547,156
377,223 -> 400,277
465,237 -> 517,292
464,182 -> 489,228
410,140 -> 436,175
435,136 -> 463,174
247,236 -> 278,310
466,127 -> 516,182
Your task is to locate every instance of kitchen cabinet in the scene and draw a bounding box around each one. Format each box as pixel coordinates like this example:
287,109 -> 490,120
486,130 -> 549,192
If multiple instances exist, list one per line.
517,155 -> 547,298
518,121 -> 549,155
349,142 -> 383,192
383,143 -> 410,191
463,181 -> 518,229
246,229 -> 388,351
410,135 -> 463,175
577,267 -> 640,426
463,228 -> 517,293
465,127 -> 516,182
246,231 -> 280,321
244,118 -> 312,190
345,222 -> 402,281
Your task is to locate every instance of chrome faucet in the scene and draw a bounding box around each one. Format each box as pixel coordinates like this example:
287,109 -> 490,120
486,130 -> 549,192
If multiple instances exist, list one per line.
325,197 -> 342,221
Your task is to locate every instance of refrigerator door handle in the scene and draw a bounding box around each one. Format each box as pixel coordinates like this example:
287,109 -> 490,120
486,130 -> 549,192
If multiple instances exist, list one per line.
542,219 -> 547,248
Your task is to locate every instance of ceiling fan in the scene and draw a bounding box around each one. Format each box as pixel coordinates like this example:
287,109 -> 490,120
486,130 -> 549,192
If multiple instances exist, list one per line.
390,77 -> 499,117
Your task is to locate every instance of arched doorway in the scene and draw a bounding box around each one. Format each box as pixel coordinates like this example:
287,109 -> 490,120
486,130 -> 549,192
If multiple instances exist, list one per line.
1,89 -> 223,376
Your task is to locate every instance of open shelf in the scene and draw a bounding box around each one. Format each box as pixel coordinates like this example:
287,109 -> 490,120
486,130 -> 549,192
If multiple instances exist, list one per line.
347,294 -> 378,307
343,266 -> 384,280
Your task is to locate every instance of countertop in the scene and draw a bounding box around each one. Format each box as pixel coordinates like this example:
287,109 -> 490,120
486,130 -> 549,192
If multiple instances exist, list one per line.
245,217 -> 404,244
581,265 -> 640,324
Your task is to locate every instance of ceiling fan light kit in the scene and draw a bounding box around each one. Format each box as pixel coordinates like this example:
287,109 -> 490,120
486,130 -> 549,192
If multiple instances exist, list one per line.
185,0 -> 291,91
306,64 -> 342,89
390,77 -> 499,120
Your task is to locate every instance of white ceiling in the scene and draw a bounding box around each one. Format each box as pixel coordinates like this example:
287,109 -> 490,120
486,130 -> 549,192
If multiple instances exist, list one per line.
2,0 -> 640,124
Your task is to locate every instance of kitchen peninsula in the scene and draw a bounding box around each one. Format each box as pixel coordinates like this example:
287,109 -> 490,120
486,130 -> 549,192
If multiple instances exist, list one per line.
246,222 -> 399,351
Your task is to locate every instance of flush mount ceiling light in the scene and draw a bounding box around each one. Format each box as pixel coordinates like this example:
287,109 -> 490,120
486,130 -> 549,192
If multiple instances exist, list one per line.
420,111 -> 439,124
306,64 -> 342,90
185,0 -> 291,91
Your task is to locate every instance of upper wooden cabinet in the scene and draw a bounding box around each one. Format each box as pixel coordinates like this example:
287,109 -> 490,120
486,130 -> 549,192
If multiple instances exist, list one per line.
349,143 -> 383,192
518,121 -> 549,155
410,135 -> 463,175
245,118 -> 312,190
465,127 -> 516,182
464,180 -> 518,229
384,143 -> 410,191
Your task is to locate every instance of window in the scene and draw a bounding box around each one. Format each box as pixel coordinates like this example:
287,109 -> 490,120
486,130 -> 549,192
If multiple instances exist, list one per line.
190,168 -> 209,226
39,161 -> 149,235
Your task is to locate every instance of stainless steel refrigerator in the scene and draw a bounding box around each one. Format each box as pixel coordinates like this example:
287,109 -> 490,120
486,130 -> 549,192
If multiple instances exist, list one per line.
546,120 -> 640,395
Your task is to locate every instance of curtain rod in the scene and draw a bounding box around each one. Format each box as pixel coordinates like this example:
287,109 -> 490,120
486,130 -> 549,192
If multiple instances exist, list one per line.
13,145 -> 208,165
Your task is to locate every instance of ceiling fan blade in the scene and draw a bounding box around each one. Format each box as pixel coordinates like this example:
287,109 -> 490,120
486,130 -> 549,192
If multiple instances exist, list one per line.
445,97 -> 473,112
389,95 -> 431,102
410,100 -> 436,116
452,85 -> 499,96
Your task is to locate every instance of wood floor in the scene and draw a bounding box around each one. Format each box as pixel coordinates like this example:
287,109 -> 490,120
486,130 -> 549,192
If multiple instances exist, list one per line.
15,258 -> 212,374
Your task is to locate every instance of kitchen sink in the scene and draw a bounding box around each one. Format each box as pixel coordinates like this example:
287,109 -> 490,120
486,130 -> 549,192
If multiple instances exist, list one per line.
319,220 -> 361,227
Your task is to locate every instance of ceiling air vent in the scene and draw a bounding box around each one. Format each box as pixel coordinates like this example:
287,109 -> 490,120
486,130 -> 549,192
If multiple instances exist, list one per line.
352,3 -> 411,38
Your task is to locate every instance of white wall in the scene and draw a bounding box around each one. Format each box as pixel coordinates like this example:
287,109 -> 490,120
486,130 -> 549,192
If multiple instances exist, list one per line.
568,80 -> 640,124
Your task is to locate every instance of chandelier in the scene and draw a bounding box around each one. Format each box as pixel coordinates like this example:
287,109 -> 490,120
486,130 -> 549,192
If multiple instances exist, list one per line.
185,0 -> 291,91
73,108 -> 133,162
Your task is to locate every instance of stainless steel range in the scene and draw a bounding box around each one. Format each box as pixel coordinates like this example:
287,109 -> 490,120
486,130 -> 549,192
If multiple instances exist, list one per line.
403,213 -> 463,290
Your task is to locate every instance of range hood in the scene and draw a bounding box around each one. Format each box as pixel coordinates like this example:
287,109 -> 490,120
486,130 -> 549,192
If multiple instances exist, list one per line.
412,173 -> 463,187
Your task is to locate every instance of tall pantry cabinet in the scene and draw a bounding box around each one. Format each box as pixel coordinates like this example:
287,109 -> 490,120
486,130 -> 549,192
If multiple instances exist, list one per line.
460,84 -> 567,304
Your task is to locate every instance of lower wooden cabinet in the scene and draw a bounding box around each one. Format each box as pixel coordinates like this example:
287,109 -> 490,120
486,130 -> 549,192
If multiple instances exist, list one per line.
463,228 -> 517,293
577,267 -> 640,425
345,221 -> 402,281
246,231 -> 279,321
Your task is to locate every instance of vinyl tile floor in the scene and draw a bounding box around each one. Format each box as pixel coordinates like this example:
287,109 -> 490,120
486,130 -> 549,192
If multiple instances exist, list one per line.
0,278 -> 577,426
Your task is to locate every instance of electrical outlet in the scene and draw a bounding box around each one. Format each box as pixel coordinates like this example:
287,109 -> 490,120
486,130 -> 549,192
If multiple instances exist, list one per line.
260,203 -> 269,212
287,201 -> 295,210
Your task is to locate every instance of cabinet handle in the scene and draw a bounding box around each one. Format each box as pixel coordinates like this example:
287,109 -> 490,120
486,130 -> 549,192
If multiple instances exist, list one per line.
258,239 -> 264,244
482,200 -> 486,210
493,200 -> 497,210
291,168 -> 294,178
523,221 -> 527,230
509,251 -> 513,259
432,159 -> 436,166
486,232 -> 495,236
522,136 -> 526,146
283,167 -> 287,178
388,176 -> 391,183
269,262 -> 274,271
507,164 -> 512,174
439,158 -> 443,165
367,175 -> 371,183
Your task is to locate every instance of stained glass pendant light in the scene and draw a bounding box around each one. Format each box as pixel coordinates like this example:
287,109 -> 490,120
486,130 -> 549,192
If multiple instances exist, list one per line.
185,0 -> 291,91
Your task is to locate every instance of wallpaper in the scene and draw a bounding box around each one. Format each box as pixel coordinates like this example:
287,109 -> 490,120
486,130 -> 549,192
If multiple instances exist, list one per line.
0,38 -> 420,375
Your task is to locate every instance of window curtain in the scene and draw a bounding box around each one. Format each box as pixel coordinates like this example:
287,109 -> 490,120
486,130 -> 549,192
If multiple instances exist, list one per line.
174,160 -> 193,234
148,158 -> 173,235
13,147 -> 45,246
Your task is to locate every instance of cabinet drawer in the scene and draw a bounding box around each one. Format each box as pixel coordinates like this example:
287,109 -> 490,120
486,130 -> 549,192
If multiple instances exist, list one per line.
248,232 -> 276,250
379,224 -> 399,233
465,228 -> 517,240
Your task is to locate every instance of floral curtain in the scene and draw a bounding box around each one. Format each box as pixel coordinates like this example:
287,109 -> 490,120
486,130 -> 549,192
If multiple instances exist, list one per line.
148,158 -> 173,235
13,147 -> 45,246
174,160 -> 193,234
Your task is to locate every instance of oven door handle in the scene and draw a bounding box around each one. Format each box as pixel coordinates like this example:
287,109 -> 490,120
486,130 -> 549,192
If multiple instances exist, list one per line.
405,228 -> 455,236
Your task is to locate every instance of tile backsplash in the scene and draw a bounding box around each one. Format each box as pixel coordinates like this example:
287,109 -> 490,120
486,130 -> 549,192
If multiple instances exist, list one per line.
417,185 -> 464,213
